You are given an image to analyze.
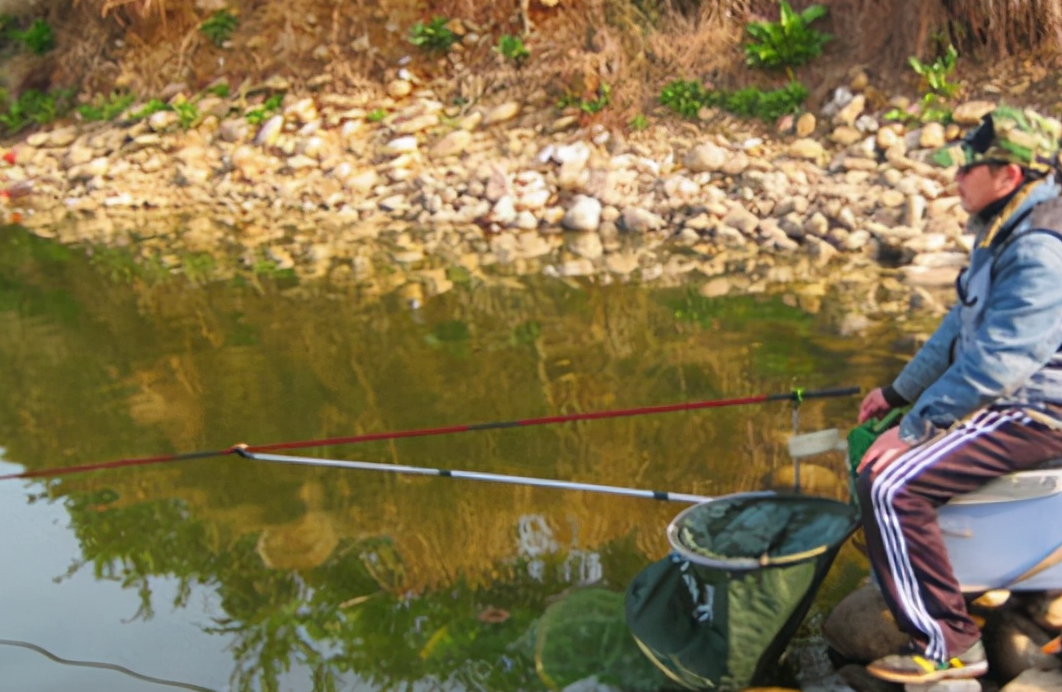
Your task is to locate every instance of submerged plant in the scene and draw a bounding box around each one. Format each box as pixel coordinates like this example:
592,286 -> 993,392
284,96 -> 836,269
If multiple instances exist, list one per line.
744,2 -> 830,69
409,16 -> 456,53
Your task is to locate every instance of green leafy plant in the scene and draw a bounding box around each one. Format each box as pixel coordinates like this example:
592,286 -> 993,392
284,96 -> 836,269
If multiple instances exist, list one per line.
408,16 -> 456,53
245,94 -> 283,125
496,34 -> 529,62
558,83 -> 611,114
131,98 -> 170,120
173,101 -> 200,129
909,44 -> 960,99
886,44 -> 960,124
206,82 -> 230,98
659,79 -> 807,122
0,88 -> 74,134
77,92 -> 136,122
3,18 -> 55,54
629,113 -> 649,131
659,80 -> 710,119
200,9 -> 238,47
367,108 -> 387,123
744,2 -> 830,69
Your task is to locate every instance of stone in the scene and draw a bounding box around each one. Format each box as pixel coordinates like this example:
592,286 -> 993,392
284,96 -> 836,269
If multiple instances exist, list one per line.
822,584 -> 909,663
919,123 -> 947,149
619,207 -> 664,233
484,101 -> 520,126
905,679 -> 981,692
1001,667 -> 1062,692
684,142 -> 728,172
562,195 -> 602,232
382,136 -> 418,156
833,94 -> 866,128
386,79 -> 412,98
951,100 -> 997,126
796,112 -> 817,137
983,609 -> 1060,683
790,138 -> 826,162
430,130 -> 472,158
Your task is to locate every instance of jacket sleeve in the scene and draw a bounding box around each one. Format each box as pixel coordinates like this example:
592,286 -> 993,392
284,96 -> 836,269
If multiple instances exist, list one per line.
899,233 -> 1062,444
890,304 -> 961,408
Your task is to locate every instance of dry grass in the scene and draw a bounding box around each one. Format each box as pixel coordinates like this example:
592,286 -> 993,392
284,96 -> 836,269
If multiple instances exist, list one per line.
7,0 -> 1062,114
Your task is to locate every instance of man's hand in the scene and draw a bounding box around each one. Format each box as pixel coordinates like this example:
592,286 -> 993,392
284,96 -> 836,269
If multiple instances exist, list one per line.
857,427 -> 911,473
858,388 -> 892,423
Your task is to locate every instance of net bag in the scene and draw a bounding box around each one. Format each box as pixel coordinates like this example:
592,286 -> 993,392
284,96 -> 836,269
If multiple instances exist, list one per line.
625,492 -> 858,690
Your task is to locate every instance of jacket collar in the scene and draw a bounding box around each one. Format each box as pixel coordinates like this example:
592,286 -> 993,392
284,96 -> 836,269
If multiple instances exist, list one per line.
973,176 -> 1062,248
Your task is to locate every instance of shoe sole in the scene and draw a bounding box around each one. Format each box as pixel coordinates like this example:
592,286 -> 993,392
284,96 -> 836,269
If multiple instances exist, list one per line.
865,659 -> 988,684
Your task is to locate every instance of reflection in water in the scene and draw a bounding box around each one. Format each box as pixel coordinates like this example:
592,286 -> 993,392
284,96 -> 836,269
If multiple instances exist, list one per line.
0,639 -> 218,692
0,227 -> 905,690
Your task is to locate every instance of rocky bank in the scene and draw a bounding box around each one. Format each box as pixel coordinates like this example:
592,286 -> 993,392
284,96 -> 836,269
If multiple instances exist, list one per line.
0,72 -> 1014,323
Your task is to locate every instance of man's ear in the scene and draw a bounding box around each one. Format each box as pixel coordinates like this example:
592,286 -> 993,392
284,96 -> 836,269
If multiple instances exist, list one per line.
1003,163 -> 1025,187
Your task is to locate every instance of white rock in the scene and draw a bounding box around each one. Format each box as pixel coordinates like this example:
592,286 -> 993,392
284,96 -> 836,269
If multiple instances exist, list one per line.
561,195 -> 602,232
254,115 -> 285,146
484,101 -> 519,126
430,130 -> 472,158
684,142 -> 727,172
382,136 -> 418,156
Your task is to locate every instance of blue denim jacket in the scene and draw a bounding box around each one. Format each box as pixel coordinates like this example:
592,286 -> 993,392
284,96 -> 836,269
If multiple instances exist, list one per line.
892,177 -> 1062,445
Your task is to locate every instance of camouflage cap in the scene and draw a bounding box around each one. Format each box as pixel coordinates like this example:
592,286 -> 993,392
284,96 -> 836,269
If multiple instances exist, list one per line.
931,104 -> 1062,173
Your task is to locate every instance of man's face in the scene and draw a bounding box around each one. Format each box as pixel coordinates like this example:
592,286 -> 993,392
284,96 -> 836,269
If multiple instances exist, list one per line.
955,162 -> 1019,214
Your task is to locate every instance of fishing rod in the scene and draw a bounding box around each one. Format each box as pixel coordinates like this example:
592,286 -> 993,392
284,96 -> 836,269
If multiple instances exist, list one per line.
235,448 -> 716,504
0,385 -> 860,482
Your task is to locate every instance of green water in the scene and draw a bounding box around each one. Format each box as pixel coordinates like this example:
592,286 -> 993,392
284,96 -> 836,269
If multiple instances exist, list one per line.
0,227 -> 910,692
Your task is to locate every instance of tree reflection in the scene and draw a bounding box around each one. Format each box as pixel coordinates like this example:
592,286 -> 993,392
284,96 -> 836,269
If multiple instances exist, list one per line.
0,226 -> 899,690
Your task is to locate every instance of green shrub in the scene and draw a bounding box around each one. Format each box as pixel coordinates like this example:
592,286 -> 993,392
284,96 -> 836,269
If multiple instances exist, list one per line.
245,93 -> 283,125
366,108 -> 387,123
3,18 -> 55,54
206,82 -> 230,98
409,16 -> 456,53
659,79 -> 807,122
910,44 -> 960,98
659,80 -> 710,119
496,34 -> 529,62
173,101 -> 200,129
745,2 -> 830,69
885,44 -> 960,124
77,92 -> 136,122
629,113 -> 649,131
558,83 -> 611,114
131,98 -> 170,120
0,88 -> 74,134
200,9 -> 238,47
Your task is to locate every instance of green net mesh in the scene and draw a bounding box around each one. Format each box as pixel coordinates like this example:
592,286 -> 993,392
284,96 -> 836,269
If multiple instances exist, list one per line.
534,587 -> 667,691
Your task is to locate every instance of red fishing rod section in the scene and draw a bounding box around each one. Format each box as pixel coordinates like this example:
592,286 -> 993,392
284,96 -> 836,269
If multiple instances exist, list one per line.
0,386 -> 859,482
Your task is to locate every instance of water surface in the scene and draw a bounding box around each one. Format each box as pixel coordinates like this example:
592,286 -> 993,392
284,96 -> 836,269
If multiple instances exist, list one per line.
0,227 -> 911,691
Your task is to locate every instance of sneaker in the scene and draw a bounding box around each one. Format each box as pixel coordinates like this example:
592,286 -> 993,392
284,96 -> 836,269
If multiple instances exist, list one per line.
866,640 -> 988,684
